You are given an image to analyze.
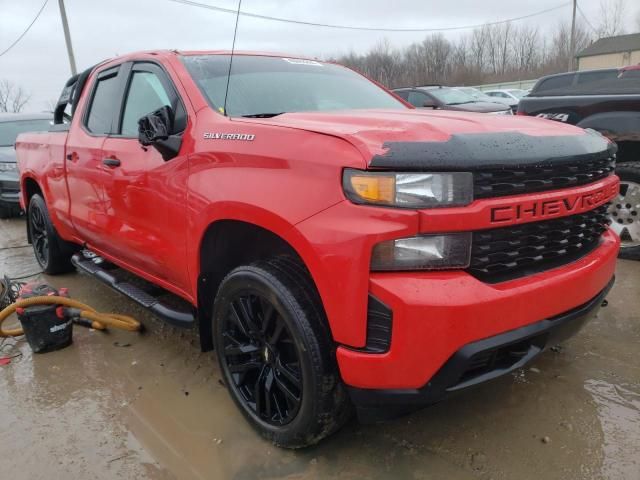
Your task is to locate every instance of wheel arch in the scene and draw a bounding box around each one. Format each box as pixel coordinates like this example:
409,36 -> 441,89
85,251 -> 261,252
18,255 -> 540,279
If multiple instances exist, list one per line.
21,176 -> 44,243
196,216 -> 328,352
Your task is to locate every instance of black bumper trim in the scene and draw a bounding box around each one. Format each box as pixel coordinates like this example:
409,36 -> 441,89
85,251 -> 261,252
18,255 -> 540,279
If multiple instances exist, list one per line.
348,277 -> 614,419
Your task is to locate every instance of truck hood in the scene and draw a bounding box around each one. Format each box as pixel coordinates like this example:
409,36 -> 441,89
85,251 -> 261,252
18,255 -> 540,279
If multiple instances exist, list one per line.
250,109 -> 614,169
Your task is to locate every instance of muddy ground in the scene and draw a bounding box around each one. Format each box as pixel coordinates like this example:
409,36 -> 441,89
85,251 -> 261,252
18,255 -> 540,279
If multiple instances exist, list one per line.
1,216 -> 639,480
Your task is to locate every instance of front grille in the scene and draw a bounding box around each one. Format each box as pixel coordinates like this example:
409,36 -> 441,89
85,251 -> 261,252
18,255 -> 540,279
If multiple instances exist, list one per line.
468,205 -> 610,282
474,156 -> 615,198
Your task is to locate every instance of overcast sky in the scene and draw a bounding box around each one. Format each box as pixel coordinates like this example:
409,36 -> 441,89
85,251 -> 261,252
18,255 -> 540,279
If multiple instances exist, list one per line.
1,0 -> 638,112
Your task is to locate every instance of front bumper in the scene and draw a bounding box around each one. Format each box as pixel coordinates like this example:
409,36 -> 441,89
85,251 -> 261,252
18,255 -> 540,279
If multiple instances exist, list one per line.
0,171 -> 20,207
348,277 -> 613,419
337,229 -> 619,392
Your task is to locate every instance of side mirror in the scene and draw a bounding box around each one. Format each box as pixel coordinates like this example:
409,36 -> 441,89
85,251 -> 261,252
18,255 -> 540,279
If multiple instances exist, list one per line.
138,105 -> 182,161
422,100 -> 437,109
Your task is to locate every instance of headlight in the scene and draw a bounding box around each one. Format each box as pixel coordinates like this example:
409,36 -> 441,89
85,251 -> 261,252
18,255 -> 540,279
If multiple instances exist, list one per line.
343,169 -> 473,208
371,233 -> 472,271
0,162 -> 17,173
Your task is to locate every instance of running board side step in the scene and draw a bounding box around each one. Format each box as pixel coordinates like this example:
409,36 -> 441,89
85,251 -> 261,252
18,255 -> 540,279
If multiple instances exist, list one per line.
71,252 -> 195,328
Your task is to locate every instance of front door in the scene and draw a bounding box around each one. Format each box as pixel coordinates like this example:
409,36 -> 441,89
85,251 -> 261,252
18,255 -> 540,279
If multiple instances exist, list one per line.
99,62 -> 190,293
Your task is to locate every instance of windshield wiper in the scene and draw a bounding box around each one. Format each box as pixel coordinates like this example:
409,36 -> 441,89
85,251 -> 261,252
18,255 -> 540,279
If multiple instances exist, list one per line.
241,112 -> 286,118
447,101 -> 474,105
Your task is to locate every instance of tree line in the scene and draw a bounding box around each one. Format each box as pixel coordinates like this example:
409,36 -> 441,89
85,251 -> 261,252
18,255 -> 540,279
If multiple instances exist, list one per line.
335,0 -> 631,88
336,21 -> 596,89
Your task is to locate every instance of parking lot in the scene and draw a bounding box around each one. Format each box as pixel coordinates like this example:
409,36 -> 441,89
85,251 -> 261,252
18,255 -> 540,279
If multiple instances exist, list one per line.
1,215 -> 639,480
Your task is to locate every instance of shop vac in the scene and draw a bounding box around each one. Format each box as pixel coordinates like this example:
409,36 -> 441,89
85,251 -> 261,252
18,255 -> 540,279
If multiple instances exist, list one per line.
0,279 -> 141,353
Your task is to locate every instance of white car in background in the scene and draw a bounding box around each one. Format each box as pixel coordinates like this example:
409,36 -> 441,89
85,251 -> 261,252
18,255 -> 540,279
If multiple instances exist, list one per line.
483,89 -> 528,112
455,87 -> 502,104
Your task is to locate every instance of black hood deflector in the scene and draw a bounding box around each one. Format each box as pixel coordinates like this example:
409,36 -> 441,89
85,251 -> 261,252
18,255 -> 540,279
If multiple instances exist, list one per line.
369,130 -> 616,171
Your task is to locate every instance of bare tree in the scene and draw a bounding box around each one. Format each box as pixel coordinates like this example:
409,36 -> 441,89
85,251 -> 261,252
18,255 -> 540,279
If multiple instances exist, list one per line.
595,0 -> 626,38
0,79 -> 31,113
337,18 -> 595,89
510,25 -> 539,72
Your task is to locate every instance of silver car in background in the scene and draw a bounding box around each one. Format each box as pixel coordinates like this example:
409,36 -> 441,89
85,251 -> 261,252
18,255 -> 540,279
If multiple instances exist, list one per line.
0,113 -> 52,218
483,89 -> 528,112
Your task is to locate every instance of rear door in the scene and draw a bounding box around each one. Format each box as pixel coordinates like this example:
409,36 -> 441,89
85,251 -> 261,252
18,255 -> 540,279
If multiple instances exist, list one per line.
99,62 -> 190,292
66,65 -> 123,246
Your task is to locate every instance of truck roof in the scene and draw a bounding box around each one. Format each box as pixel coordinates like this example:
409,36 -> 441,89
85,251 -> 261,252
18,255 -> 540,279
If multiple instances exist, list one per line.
97,49 -> 325,64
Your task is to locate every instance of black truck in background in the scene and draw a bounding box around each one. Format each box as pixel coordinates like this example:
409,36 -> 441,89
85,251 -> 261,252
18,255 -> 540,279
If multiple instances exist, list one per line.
518,66 -> 640,260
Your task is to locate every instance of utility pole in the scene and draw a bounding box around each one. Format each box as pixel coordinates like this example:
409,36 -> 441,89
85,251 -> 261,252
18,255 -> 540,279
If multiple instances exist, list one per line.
58,0 -> 77,75
568,0 -> 577,71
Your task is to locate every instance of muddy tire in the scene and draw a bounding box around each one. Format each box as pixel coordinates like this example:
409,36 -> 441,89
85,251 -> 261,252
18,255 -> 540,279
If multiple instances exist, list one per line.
609,163 -> 640,261
28,194 -> 76,274
212,258 -> 351,448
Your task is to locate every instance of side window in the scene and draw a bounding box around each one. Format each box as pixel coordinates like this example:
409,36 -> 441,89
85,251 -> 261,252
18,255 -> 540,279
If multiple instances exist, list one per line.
121,71 -> 172,136
535,74 -> 574,93
395,90 -> 409,100
85,71 -> 120,134
575,70 -> 618,85
407,91 -> 427,107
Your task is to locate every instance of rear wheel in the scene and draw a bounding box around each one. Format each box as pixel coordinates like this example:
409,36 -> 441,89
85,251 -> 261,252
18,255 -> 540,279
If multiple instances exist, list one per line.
28,194 -> 76,274
609,163 -> 640,260
212,258 -> 350,448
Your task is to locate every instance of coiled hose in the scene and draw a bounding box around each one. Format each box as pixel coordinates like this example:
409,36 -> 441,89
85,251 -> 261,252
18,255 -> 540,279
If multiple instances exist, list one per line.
0,295 -> 141,337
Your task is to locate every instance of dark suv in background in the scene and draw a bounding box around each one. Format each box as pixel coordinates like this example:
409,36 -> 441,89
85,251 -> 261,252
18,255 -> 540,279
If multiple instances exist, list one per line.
0,113 -> 52,218
517,66 -> 640,260
393,85 -> 512,114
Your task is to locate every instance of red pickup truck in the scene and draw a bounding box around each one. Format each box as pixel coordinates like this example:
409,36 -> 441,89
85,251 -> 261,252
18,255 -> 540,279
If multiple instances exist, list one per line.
16,50 -> 619,448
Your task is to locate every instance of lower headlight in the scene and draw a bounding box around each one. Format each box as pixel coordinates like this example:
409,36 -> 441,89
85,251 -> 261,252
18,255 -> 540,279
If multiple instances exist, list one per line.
0,162 -> 17,173
371,233 -> 472,271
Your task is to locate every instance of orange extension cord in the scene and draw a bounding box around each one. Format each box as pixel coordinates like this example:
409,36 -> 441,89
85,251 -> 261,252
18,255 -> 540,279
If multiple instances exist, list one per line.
0,296 -> 141,337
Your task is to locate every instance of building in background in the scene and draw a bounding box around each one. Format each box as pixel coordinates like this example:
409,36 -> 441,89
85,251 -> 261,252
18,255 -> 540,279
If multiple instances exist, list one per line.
576,33 -> 640,70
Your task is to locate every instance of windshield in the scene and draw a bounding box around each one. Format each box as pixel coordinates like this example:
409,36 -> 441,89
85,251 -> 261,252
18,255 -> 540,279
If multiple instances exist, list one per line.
182,55 -> 406,117
427,88 -> 475,105
0,119 -> 51,147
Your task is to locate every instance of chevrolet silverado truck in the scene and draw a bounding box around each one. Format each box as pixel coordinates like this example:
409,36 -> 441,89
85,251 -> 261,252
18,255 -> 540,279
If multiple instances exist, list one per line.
518,65 -> 640,259
16,51 -> 619,448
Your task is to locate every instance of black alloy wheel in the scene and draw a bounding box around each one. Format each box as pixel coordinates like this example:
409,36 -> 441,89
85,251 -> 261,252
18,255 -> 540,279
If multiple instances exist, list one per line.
221,292 -> 302,425
27,194 -> 76,274
213,259 -> 351,448
29,199 -> 49,268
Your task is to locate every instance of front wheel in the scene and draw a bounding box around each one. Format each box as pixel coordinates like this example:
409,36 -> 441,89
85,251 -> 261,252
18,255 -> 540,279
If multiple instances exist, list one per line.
212,258 -> 350,448
609,163 -> 640,260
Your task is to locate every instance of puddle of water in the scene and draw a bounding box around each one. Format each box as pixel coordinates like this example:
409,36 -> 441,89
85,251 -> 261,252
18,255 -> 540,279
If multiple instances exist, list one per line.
585,379 -> 640,480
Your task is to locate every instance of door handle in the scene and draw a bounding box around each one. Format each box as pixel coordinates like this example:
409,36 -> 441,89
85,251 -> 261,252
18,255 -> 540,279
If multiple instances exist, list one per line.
102,157 -> 121,167
66,152 -> 79,162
